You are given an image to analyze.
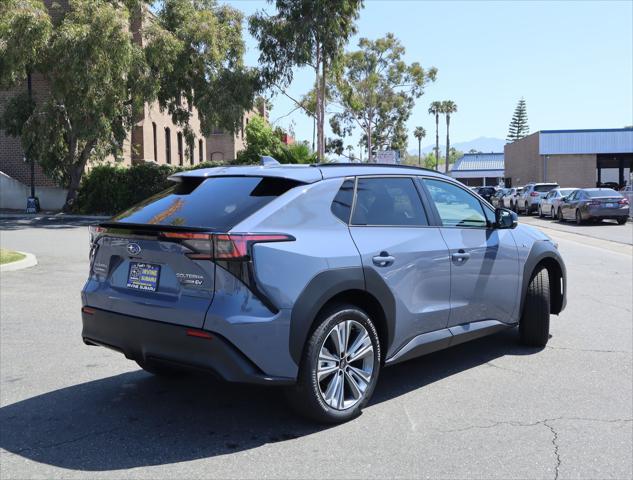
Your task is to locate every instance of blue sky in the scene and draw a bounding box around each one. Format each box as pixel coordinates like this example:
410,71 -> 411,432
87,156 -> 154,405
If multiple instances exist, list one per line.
226,0 -> 633,152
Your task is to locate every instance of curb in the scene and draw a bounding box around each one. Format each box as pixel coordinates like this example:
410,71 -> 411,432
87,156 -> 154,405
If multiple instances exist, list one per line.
0,213 -> 110,221
0,252 -> 38,272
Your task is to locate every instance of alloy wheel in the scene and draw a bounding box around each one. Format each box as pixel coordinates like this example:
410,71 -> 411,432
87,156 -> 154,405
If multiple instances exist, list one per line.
317,320 -> 375,411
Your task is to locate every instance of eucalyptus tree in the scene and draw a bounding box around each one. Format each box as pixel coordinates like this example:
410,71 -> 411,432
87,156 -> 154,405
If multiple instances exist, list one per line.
329,34 -> 437,161
250,0 -> 364,160
1,0 -> 258,211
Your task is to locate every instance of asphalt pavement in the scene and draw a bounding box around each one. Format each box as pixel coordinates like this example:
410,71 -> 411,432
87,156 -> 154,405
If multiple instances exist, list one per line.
1,217 -> 631,479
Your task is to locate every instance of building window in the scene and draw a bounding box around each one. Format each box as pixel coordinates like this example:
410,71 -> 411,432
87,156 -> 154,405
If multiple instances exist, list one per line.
152,122 -> 157,162
177,132 -> 184,166
189,139 -> 195,165
199,139 -> 204,163
165,127 -> 171,164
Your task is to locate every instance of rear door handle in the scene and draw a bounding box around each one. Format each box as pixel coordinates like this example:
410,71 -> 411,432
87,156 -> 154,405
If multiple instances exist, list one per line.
372,252 -> 395,267
452,250 -> 470,263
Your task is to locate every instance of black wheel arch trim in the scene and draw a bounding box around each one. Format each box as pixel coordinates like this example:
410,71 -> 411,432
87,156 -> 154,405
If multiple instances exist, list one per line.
289,266 -> 396,365
520,241 -> 567,316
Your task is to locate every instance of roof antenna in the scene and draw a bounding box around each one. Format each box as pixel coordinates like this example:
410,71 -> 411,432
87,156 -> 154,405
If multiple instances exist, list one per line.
260,155 -> 280,166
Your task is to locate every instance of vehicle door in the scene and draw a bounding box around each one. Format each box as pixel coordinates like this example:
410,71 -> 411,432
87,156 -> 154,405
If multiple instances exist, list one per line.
561,190 -> 579,219
420,177 -> 520,326
348,176 -> 451,353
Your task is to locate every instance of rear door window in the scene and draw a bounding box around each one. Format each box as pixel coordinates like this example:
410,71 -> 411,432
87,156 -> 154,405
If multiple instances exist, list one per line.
113,176 -> 300,230
351,177 -> 428,226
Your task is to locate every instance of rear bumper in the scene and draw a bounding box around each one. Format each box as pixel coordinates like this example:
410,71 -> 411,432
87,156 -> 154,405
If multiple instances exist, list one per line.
585,207 -> 630,219
81,307 -> 294,386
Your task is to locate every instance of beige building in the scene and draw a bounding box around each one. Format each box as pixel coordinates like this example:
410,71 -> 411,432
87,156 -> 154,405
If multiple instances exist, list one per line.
504,129 -> 633,189
206,105 -> 267,162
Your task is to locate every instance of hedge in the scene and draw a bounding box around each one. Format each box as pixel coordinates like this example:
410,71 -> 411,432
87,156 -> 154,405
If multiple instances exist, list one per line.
76,161 -> 219,215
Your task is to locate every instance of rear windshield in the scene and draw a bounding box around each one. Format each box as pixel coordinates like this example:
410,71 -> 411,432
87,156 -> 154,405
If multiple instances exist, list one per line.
534,184 -> 559,192
586,189 -> 621,197
112,176 -> 301,230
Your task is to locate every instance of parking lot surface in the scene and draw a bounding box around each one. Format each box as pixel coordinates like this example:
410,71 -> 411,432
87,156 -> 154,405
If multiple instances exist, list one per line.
1,217 -> 631,479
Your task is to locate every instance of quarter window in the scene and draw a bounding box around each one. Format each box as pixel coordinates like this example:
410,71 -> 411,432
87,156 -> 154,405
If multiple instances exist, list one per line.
423,178 -> 487,228
331,179 -> 354,223
351,177 -> 428,226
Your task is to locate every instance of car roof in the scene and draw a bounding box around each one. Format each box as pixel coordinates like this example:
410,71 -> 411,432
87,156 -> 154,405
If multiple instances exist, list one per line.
171,162 -> 448,184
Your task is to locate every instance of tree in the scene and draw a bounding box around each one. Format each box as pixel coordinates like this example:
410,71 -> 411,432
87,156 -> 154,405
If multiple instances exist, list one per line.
329,34 -> 437,161
413,126 -> 426,166
1,0 -> 258,211
507,97 -> 529,142
428,101 -> 442,170
249,0 -> 364,161
441,100 -> 457,173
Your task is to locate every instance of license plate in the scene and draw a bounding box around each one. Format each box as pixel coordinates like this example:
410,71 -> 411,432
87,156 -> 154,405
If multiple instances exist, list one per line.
605,203 -> 615,208
127,262 -> 160,292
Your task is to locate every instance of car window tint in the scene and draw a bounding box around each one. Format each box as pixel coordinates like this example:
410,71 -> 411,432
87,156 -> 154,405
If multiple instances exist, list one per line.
351,177 -> 428,226
113,176 -> 300,230
423,179 -> 487,228
587,189 -> 621,197
331,179 -> 354,223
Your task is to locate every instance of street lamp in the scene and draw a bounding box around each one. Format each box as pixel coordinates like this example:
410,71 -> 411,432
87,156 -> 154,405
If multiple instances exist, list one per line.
25,72 -> 40,214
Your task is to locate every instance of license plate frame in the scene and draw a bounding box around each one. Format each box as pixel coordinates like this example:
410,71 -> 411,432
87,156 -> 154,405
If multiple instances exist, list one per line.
127,262 -> 161,292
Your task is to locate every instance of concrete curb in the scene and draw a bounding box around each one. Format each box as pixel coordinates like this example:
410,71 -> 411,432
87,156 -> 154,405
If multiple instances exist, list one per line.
0,213 -> 110,221
0,252 -> 38,272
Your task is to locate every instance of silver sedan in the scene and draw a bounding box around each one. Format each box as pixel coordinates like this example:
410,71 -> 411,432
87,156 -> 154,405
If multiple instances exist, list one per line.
539,188 -> 576,219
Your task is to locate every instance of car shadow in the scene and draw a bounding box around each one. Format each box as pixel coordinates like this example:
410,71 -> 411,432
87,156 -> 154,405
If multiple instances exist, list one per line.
0,329 -> 539,471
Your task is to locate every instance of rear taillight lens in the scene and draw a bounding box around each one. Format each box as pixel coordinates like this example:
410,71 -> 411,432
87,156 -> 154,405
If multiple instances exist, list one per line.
161,232 -> 214,260
530,192 -> 539,197
214,234 -> 294,260
619,198 -> 629,205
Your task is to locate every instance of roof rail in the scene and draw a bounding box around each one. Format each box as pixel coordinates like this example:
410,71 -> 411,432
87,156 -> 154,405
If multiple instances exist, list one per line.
311,162 -> 439,173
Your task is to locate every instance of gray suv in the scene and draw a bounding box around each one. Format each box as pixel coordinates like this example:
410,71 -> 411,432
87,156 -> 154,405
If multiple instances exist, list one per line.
82,163 -> 566,423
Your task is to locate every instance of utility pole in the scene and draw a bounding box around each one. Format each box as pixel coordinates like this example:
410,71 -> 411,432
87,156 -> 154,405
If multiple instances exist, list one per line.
25,72 -> 40,214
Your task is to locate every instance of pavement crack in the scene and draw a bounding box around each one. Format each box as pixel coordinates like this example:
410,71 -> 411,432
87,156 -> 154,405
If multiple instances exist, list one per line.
484,361 -> 523,374
546,346 -> 630,354
439,417 -> 633,434
543,420 -> 561,480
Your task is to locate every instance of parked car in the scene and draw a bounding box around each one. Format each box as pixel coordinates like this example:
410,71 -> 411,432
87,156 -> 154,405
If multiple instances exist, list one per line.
517,183 -> 560,215
82,162 -> 566,423
502,187 -> 523,211
491,188 -> 509,208
475,186 -> 497,203
621,184 -> 633,218
539,188 -> 576,219
558,188 -> 629,224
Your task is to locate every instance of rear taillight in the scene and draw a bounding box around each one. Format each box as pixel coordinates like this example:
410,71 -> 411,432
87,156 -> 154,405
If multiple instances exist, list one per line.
530,192 -> 539,197
214,234 -> 294,260
89,225 -> 106,246
159,232 -> 294,261
619,198 -> 629,205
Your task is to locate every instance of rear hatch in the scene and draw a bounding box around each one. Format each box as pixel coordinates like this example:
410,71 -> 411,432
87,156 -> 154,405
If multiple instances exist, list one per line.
532,184 -> 559,200
83,175 -> 301,328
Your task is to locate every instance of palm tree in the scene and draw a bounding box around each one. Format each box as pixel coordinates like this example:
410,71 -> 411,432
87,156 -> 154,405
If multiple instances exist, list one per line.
428,101 -> 443,170
441,100 -> 458,174
413,127 -> 426,166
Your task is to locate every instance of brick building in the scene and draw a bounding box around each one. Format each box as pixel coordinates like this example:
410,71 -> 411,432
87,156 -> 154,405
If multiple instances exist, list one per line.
206,106 -> 267,162
504,128 -> 633,189
0,1 -> 205,210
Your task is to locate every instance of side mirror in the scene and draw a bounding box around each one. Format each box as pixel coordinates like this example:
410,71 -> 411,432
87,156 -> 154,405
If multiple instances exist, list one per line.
495,208 -> 518,229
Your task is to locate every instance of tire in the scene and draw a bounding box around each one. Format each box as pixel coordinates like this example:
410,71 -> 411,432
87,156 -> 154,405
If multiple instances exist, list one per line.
551,207 -> 556,220
538,205 -> 544,218
617,217 -> 628,225
136,359 -> 187,378
558,208 -> 564,222
287,304 -> 381,424
575,209 -> 583,225
511,202 -> 517,213
519,268 -> 550,347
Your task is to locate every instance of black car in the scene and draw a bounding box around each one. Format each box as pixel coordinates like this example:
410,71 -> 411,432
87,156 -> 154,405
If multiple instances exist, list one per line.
476,186 -> 497,203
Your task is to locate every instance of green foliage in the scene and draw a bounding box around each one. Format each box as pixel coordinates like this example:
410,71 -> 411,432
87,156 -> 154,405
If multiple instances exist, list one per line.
0,0 -> 258,211
330,34 -> 437,157
76,161 -> 224,215
235,115 -> 316,164
507,97 -> 529,142
0,0 -> 52,87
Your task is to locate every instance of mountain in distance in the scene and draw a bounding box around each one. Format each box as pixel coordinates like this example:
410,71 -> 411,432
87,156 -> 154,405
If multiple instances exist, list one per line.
410,136 -> 506,155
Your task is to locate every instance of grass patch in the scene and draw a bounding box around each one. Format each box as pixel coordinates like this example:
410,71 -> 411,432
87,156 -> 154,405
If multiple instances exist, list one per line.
0,249 -> 26,265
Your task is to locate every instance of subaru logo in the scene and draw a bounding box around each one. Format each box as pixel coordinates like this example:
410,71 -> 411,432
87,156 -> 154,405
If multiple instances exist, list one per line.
127,243 -> 142,256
